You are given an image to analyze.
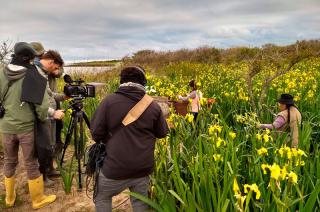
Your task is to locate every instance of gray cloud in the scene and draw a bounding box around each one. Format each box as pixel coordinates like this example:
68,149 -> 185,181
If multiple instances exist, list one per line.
0,0 -> 319,61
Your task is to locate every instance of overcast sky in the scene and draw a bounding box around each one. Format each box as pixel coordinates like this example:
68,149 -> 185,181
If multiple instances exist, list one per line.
0,0 -> 319,61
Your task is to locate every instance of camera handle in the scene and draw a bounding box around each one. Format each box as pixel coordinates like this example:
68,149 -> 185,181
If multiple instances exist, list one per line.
60,109 -> 90,191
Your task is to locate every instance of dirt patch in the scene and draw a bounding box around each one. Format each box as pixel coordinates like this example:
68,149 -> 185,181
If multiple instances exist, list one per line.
0,148 -> 132,212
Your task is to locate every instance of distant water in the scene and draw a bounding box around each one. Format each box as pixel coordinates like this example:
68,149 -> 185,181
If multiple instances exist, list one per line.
64,66 -> 114,74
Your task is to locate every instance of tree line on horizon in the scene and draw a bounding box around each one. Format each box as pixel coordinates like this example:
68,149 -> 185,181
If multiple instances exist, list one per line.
123,39 -> 320,67
1,39 -> 319,67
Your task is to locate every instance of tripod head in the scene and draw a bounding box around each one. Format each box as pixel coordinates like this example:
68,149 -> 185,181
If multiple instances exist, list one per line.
67,97 -> 85,112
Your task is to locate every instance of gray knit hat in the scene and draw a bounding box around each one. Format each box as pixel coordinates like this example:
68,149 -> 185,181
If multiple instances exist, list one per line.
30,42 -> 45,56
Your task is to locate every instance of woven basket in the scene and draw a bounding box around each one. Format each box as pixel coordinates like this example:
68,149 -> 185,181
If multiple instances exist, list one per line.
171,101 -> 189,116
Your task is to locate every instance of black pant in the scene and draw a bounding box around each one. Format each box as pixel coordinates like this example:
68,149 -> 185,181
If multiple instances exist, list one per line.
34,119 -> 53,179
192,112 -> 198,121
55,100 -> 63,142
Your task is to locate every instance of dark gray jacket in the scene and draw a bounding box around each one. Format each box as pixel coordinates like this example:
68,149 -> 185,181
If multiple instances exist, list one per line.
90,86 -> 168,180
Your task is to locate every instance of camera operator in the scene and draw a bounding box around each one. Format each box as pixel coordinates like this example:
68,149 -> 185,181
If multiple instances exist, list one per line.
48,66 -> 66,156
90,66 -> 169,212
31,42 -> 67,156
0,42 -> 56,209
33,48 -> 65,186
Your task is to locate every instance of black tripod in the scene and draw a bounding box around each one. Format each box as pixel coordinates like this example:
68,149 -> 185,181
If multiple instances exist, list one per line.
60,97 -> 90,191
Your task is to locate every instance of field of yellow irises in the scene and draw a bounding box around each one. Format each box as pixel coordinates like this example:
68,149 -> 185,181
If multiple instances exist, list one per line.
66,58 -> 320,211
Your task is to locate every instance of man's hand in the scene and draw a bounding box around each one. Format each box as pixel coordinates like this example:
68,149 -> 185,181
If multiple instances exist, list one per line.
53,109 -> 65,120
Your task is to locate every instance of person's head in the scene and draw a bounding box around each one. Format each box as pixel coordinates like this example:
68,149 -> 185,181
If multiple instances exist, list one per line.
12,42 -> 37,63
189,79 -> 197,91
30,42 -> 45,57
40,50 -> 64,75
120,66 -> 147,86
277,93 -> 295,111
53,66 -> 64,78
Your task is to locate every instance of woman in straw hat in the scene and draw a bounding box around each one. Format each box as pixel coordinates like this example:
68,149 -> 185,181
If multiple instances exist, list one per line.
257,93 -> 302,148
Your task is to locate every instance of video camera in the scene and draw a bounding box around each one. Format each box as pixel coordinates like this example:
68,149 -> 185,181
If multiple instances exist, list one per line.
63,74 -> 95,98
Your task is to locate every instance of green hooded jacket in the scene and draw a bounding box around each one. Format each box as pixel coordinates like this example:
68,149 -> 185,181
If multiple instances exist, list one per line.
0,64 -> 49,134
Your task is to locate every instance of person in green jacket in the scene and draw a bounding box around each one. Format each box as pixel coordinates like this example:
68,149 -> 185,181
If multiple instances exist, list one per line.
0,42 -> 56,209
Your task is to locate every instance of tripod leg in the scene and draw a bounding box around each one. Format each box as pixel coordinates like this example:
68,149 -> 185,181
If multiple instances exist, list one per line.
79,113 -> 84,191
79,113 -> 84,159
74,113 -> 83,191
78,154 -> 82,191
82,111 -> 91,165
60,115 -> 75,166
82,111 -> 90,129
74,115 -> 78,160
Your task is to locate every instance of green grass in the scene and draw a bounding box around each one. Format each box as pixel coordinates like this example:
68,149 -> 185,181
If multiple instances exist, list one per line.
0,194 -> 23,209
57,156 -> 76,194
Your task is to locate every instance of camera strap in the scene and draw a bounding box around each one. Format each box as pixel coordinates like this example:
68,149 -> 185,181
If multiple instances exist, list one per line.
106,94 -> 153,140
122,94 -> 154,126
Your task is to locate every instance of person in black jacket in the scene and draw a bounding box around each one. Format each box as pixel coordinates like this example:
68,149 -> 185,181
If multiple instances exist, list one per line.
90,66 -> 169,212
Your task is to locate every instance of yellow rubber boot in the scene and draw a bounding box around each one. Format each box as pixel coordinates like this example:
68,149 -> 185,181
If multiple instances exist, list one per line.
28,175 -> 56,209
4,176 -> 16,207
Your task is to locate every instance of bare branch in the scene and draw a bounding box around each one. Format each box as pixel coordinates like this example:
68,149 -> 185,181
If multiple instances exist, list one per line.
257,54 -> 311,110
0,40 -> 13,64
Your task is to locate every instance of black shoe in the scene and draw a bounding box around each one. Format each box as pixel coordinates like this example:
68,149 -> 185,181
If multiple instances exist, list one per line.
54,141 -> 64,157
47,168 -> 61,177
44,177 -> 55,187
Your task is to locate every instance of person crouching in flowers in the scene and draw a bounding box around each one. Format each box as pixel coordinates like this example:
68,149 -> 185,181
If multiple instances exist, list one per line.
257,94 -> 302,148
178,80 -> 202,120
